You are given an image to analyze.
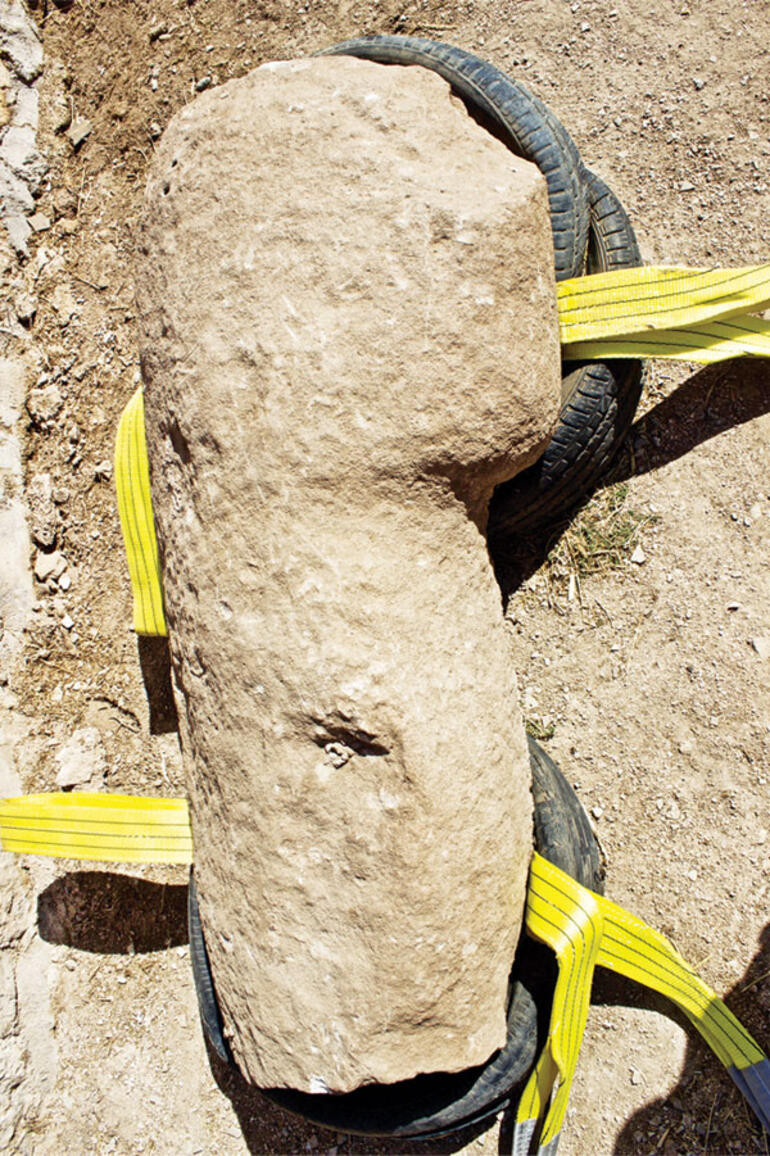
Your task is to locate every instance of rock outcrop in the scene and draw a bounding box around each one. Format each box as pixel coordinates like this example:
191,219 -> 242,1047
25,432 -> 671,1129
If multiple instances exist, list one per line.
135,55 -> 561,1092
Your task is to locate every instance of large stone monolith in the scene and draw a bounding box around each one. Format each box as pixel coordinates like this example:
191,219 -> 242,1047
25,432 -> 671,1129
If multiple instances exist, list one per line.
135,55 -> 561,1093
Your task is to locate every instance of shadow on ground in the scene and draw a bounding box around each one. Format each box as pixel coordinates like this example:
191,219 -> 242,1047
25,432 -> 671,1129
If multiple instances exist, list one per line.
37,871 -> 188,953
209,1041 -> 497,1156
137,634 -> 179,734
491,357 -> 770,602
611,923 -> 770,1155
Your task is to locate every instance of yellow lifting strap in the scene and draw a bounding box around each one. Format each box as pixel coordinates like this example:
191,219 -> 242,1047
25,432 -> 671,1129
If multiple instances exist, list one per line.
115,263 -> 770,636
557,261 -> 770,357
0,792 -> 192,865
514,852 -> 770,1154
114,386 -> 167,637
0,801 -> 767,1139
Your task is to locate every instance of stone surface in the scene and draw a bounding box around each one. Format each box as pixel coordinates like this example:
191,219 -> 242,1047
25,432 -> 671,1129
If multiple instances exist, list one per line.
0,1 -> 45,255
0,358 -> 35,668
54,727 -> 106,789
26,382 -> 63,424
27,472 -> 56,548
0,2 -> 43,83
66,118 -> 92,149
136,56 -> 560,1092
0,124 -> 38,177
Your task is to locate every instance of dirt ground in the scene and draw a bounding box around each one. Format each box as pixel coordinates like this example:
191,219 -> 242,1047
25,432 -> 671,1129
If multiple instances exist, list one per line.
1,0 -> 768,1153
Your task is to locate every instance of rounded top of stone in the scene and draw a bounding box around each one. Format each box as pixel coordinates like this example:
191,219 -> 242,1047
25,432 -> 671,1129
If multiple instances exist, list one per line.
139,55 -> 559,519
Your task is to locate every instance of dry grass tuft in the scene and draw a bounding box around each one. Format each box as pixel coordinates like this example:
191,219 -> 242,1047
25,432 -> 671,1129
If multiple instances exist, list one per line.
542,482 -> 659,606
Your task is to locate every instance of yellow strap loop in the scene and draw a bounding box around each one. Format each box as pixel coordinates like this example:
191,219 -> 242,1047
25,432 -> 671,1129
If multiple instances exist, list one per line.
561,314 -> 770,365
515,858 -> 604,1151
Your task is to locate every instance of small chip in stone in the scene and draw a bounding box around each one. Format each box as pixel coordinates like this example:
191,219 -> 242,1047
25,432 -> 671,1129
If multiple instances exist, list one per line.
61,614 -> 74,631
630,545 -> 646,565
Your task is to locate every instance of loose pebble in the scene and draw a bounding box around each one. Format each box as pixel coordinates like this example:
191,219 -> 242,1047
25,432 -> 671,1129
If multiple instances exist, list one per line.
67,118 -> 93,149
34,550 -> 66,582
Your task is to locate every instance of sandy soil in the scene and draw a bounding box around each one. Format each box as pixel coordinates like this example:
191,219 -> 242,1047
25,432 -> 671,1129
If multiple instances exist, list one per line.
1,1 -> 768,1154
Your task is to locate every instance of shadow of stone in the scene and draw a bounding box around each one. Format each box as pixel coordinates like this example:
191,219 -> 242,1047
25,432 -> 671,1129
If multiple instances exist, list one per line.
137,634 -> 179,734
613,923 -> 770,1155
207,1039 -> 496,1156
488,357 -> 770,604
611,357 -> 770,486
37,871 -> 188,953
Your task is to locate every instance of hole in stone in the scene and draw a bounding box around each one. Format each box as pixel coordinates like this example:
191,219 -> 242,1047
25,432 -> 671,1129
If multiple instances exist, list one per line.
167,417 -> 191,464
311,722 -> 389,758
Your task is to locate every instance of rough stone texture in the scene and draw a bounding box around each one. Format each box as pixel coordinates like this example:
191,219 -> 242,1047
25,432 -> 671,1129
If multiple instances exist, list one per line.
33,548 -> 65,582
0,2 -> 43,84
0,356 -> 56,1151
54,726 -> 107,789
0,1 -> 45,255
27,470 -> 56,548
26,381 -> 63,425
136,57 -> 560,1092
0,358 -> 34,662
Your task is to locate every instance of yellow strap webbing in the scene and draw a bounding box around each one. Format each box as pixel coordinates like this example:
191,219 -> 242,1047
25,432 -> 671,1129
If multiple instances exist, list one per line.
558,262 -> 770,345
560,315 -> 770,365
114,387 -> 167,637
514,852 -> 769,1154
558,261 -> 770,364
514,855 -> 604,1151
0,792 -> 191,865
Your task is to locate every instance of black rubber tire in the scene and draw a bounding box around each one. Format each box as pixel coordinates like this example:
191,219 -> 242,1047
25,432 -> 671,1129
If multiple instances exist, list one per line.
487,170 -> 645,541
319,35 -> 589,282
188,737 -> 602,1138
